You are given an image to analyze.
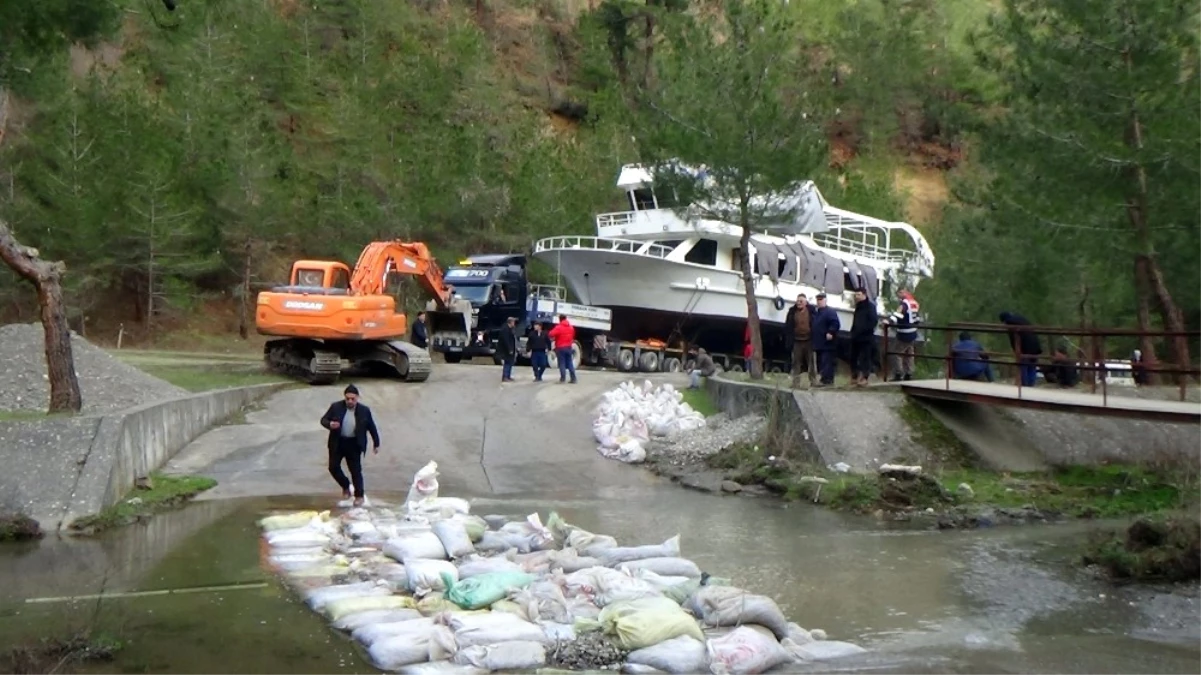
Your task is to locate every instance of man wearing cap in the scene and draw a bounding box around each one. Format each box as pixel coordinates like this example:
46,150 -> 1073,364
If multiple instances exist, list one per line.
320,384 -> 380,507
498,316 -> 519,382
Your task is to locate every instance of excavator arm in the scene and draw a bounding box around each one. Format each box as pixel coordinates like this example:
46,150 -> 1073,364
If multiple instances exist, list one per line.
349,241 -> 452,310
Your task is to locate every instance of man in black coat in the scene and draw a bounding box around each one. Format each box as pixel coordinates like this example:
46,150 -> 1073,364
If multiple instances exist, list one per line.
411,311 -> 429,349
783,293 -> 816,389
999,311 -> 1042,387
319,384 -> 380,507
850,288 -> 878,386
498,316 -> 518,382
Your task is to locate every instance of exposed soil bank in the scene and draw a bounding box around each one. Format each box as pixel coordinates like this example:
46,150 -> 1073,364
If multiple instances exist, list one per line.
1084,517 -> 1201,583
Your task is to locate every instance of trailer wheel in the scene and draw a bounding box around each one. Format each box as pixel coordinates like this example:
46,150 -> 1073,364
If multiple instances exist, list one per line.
638,351 -> 660,373
729,363 -> 745,373
444,354 -> 462,364
662,357 -> 682,372
570,341 -> 583,371
768,363 -> 784,373
684,358 -> 696,372
617,348 -> 636,372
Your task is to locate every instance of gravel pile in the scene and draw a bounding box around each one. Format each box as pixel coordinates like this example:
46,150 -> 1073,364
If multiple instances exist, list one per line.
546,632 -> 628,670
0,323 -> 189,414
649,412 -> 766,465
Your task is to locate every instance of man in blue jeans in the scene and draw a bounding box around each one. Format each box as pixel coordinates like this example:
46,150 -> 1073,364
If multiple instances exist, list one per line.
999,311 -> 1041,386
526,322 -> 550,381
548,314 -> 577,384
498,317 -> 518,383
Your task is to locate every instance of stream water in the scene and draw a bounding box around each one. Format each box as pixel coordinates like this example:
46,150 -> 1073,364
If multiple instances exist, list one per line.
1,487 -> 1197,674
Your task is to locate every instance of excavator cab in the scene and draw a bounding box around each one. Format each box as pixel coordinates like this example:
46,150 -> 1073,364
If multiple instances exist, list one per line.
275,261 -> 353,295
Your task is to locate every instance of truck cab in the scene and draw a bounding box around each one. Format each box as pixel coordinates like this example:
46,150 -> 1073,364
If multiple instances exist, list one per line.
428,254 -> 529,362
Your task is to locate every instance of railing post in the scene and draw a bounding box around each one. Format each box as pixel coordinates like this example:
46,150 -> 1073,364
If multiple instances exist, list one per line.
1099,331 -> 1108,408
944,327 -> 952,390
1014,341 -> 1023,399
882,326 -> 891,383
1088,331 -> 1098,395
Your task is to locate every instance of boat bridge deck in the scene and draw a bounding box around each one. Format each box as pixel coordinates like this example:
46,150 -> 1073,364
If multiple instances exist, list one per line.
900,379 -> 1200,424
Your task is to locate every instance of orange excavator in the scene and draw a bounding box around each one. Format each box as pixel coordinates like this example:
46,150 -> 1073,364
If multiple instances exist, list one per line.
255,241 -> 457,384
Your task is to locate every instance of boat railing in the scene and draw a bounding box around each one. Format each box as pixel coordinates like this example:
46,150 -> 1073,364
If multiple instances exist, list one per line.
534,235 -> 675,259
596,211 -> 638,229
810,231 -> 910,264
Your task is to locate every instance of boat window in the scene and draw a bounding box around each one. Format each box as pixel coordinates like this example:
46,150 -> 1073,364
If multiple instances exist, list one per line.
657,240 -> 684,250
631,188 -> 657,211
779,256 -> 794,281
843,270 -> 859,291
684,239 -> 719,266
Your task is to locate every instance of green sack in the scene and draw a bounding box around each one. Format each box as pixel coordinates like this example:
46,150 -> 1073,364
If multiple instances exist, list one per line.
442,571 -> 537,610
663,575 -> 732,605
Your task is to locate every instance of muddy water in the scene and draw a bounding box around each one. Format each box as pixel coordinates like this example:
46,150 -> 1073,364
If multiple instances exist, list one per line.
1,488 -> 1197,674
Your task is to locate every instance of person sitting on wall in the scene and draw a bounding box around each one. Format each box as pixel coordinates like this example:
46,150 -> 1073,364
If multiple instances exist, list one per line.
951,331 -> 994,382
688,348 -> 717,390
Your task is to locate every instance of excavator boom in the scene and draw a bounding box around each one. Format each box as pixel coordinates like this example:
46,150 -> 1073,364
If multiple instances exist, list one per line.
350,241 -> 452,310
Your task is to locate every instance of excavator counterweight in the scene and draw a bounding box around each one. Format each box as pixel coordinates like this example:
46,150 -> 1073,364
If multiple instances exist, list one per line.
254,243 -> 452,384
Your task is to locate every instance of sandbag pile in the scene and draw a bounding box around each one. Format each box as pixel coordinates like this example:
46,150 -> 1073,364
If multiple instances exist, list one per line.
259,461 -> 866,674
592,380 -> 706,463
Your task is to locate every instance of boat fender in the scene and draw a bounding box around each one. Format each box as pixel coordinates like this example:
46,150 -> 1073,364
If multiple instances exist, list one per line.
773,296 -> 786,311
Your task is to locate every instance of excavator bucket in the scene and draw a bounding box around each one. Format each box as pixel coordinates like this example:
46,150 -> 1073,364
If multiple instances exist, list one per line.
426,309 -> 472,347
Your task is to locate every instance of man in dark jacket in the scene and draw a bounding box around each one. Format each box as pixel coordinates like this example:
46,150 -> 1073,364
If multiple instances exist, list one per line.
999,311 -> 1042,386
411,311 -> 428,349
952,331 -> 994,382
319,384 -> 380,507
784,293 -> 815,389
498,316 -> 518,382
527,322 -> 550,382
811,293 -> 841,386
883,288 -> 921,381
688,348 -> 717,389
850,288 -> 878,386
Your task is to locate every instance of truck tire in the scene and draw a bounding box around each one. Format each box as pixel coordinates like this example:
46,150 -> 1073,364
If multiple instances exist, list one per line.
638,351 -> 660,373
570,340 -> 583,371
617,348 -> 636,372
662,357 -> 682,372
768,363 -> 783,373
444,354 -> 462,364
729,362 -> 745,373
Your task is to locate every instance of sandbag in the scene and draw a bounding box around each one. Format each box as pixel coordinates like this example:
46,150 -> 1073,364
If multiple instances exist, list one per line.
459,515 -> 488,543
623,665 -> 666,675
546,549 -> 602,573
598,535 -> 681,566
581,597 -> 705,651
662,577 -> 731,605
406,461 -> 441,508
384,532 -> 448,562
333,608 -> 422,631
366,623 -> 444,669
260,511 -> 323,531
346,520 -> 379,538
453,641 -> 547,671
422,497 -> 471,516
626,635 -> 710,674
432,520 -> 475,559
788,640 -> 867,661
687,586 -> 790,640
473,532 -> 513,554
457,557 -> 524,579
618,557 -> 702,578
558,567 -> 661,607
355,617 -> 436,647
417,593 -> 457,616
541,621 -> 577,642
448,612 -> 549,648
785,622 -> 813,646
265,529 -> 330,549
705,626 -> 792,675
304,581 -> 386,611
444,571 -> 537,610
324,595 -> 416,622
398,662 -> 487,675
406,559 -> 459,595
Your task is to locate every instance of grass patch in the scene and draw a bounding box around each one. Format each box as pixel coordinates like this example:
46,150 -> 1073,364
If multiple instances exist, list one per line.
138,364 -> 288,392
1083,516 -> 1201,582
3,632 -> 122,674
680,387 -> 719,417
0,410 -> 75,422
70,473 -> 217,534
897,399 -> 977,468
0,513 -> 43,542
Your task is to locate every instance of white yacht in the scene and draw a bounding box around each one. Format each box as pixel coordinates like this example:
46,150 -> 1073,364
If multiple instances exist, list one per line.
532,164 -> 935,360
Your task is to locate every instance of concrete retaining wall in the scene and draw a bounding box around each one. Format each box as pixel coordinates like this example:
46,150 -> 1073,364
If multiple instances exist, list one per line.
0,383 -> 287,533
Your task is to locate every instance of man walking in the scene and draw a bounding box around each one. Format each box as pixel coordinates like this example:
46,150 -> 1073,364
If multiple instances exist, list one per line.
498,316 -> 518,382
883,288 -> 920,381
319,384 -> 380,507
548,314 -> 577,384
850,288 -> 878,387
784,293 -> 815,388
527,322 -> 550,381
812,293 -> 840,386
411,311 -> 429,349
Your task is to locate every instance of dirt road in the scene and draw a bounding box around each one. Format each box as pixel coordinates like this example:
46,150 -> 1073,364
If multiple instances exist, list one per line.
163,364 -> 669,501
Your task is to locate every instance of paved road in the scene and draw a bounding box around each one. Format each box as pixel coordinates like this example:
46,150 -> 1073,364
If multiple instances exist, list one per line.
163,365 -> 673,501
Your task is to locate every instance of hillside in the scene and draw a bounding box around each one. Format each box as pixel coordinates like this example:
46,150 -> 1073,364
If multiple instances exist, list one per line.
1,0 -> 1196,354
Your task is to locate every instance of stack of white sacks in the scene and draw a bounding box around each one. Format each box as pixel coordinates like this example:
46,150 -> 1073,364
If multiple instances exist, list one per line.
592,380 -> 707,464
259,461 -> 867,674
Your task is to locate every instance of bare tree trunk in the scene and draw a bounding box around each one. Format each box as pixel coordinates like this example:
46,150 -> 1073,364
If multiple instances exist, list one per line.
1134,256 -> 1160,385
0,220 -> 83,413
739,209 -> 764,380
1143,255 -> 1192,383
238,238 -> 252,340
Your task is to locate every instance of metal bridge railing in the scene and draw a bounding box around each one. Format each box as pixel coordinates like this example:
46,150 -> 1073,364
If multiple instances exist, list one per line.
882,321 -> 1200,405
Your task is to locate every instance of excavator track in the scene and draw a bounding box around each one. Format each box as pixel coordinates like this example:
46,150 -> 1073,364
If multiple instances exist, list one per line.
264,339 -> 342,385
385,341 -> 432,382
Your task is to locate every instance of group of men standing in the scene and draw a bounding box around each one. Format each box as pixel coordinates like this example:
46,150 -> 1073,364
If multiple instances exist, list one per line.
783,287 -> 921,387
497,314 -> 578,384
